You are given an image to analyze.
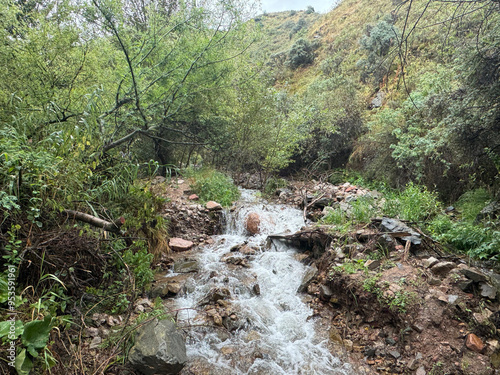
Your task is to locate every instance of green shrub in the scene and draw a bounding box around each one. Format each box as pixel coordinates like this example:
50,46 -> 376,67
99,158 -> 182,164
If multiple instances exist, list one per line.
351,197 -> 378,223
456,188 -> 492,222
322,207 -> 347,226
189,169 -> 240,206
321,197 -> 378,231
383,182 -> 441,222
122,241 -> 154,291
287,38 -> 315,69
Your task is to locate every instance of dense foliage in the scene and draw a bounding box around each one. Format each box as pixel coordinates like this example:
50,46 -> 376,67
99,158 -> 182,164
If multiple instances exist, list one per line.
0,0 -> 499,372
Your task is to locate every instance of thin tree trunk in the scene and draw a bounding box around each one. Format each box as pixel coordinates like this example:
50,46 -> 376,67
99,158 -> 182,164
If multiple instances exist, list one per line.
63,210 -> 125,233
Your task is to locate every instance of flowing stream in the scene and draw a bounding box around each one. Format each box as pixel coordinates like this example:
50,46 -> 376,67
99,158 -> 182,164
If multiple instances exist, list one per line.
176,189 -> 352,374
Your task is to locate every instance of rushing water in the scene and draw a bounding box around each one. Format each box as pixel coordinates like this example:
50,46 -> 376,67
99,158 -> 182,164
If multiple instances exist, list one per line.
176,189 -> 352,374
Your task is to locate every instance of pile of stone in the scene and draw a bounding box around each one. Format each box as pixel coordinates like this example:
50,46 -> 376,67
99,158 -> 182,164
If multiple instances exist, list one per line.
164,200 -> 224,247
197,287 -> 247,332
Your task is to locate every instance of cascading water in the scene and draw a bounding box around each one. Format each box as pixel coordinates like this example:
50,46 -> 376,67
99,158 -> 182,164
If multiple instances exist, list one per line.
176,189 -> 353,374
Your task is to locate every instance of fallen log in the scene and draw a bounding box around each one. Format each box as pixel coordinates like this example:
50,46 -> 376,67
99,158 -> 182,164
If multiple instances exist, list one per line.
63,210 -> 125,234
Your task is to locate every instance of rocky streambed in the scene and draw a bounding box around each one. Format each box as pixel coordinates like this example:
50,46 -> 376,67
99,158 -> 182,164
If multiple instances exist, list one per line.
128,178 -> 500,375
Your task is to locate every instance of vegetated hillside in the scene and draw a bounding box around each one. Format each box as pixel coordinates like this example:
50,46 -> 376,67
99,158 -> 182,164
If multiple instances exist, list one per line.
250,9 -> 321,58
253,0 -> 500,202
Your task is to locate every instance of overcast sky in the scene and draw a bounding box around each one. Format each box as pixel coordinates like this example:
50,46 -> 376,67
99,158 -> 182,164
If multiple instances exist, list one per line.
260,0 -> 339,14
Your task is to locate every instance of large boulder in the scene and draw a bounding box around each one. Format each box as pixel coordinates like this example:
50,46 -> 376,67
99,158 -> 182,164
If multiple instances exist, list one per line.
245,212 -> 261,235
169,238 -> 194,252
128,319 -> 187,375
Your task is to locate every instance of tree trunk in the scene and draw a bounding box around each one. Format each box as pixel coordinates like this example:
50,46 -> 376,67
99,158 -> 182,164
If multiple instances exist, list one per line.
63,210 -> 125,234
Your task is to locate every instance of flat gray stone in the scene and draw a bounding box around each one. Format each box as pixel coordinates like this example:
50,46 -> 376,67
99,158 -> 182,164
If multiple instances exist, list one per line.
460,268 -> 487,282
479,282 -> 497,299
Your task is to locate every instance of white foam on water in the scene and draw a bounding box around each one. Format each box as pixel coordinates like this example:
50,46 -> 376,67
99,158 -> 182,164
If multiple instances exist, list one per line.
176,189 -> 353,374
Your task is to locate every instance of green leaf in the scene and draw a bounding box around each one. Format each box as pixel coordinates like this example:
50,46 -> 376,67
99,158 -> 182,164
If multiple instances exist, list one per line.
0,278 -> 7,304
0,320 -> 24,340
15,349 -> 33,375
21,315 -> 53,354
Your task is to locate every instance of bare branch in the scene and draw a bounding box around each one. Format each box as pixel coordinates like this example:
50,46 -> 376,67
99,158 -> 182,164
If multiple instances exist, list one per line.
63,210 -> 125,234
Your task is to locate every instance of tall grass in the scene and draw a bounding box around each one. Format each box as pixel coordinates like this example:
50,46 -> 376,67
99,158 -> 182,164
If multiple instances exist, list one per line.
187,168 -> 240,206
382,183 -> 441,222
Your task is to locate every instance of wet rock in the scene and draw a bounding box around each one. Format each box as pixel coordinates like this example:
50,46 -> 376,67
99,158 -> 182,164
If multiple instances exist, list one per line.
206,201 -> 222,211
220,346 -> 234,355
479,282 -> 497,299
252,284 -> 261,296
173,260 -> 198,273
460,268 -> 487,282
151,274 -> 190,298
188,194 -> 199,200
169,238 -> 194,252
245,330 -> 261,342
167,282 -> 182,295
199,287 -> 231,306
222,254 -> 250,268
430,261 -> 456,277
329,327 -> 343,345
294,253 -> 309,262
213,314 -> 223,326
223,314 -> 245,332
128,319 -> 187,375
239,244 -> 258,255
466,333 -> 485,353
245,212 -> 261,235
298,265 -> 318,293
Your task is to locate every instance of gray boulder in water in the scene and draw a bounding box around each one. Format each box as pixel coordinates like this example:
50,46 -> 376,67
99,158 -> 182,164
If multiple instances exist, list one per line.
128,319 -> 187,375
